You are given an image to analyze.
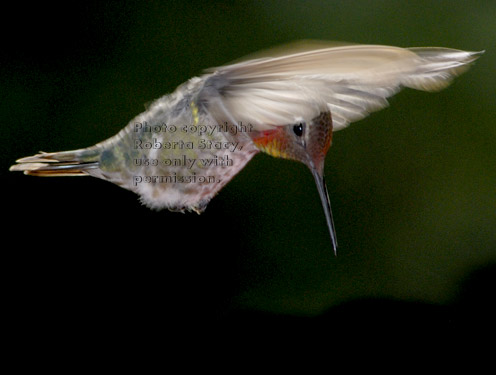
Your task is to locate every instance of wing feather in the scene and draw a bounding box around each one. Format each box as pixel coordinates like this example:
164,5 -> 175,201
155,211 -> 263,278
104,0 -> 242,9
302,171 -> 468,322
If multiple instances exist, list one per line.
202,44 -> 482,131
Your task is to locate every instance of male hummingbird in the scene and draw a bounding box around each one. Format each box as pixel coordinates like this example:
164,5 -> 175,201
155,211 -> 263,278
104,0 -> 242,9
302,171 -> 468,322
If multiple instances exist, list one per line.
10,42 -> 482,253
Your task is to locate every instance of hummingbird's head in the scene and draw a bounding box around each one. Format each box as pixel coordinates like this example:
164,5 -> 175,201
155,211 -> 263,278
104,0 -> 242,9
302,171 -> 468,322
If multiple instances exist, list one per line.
252,111 -> 338,253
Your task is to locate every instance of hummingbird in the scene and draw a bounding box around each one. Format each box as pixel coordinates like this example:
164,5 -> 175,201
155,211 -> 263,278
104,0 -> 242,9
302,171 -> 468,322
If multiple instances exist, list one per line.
10,42 -> 482,253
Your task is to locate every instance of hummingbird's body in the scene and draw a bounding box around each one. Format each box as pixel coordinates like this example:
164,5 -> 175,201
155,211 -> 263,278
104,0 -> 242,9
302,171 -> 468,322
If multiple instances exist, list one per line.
11,42 -> 482,252
74,76 -> 260,213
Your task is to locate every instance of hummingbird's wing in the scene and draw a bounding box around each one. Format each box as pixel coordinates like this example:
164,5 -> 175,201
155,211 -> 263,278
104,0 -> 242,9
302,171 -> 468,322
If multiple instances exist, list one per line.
202,44 -> 482,131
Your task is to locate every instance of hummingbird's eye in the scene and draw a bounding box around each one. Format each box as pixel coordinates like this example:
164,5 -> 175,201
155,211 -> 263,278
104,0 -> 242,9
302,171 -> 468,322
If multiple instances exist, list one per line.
293,123 -> 304,137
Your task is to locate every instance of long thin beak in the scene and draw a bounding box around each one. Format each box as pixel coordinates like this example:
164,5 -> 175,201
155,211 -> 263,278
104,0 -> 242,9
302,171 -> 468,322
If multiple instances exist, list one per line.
310,166 -> 338,255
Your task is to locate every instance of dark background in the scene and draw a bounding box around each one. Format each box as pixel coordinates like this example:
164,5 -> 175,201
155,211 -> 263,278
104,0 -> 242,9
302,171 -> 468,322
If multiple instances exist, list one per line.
2,0 -> 495,349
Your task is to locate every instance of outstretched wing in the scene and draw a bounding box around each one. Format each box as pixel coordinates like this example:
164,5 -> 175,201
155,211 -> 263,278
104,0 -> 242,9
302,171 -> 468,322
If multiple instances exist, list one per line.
201,43 -> 482,131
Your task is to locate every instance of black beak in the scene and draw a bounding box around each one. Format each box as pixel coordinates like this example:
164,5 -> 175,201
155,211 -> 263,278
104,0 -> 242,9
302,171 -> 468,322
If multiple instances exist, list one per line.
310,165 -> 338,255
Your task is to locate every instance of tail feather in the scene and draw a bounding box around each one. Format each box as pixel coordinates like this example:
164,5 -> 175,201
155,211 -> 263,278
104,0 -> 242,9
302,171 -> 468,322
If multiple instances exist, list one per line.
10,150 -> 100,177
